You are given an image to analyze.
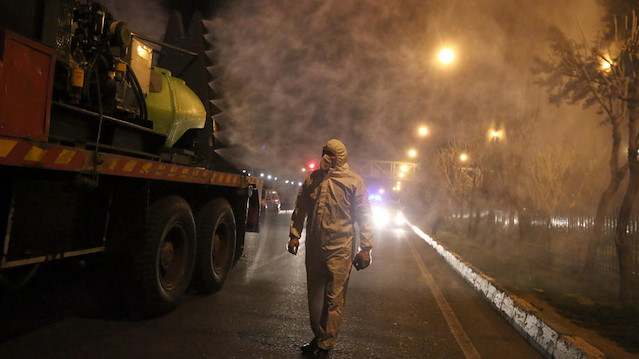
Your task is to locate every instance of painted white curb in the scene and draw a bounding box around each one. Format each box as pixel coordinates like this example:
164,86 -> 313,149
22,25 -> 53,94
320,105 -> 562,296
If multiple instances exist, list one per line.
410,225 -> 606,359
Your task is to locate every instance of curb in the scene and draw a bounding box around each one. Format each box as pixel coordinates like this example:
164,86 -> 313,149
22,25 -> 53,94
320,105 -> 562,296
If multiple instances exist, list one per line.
410,225 -> 606,359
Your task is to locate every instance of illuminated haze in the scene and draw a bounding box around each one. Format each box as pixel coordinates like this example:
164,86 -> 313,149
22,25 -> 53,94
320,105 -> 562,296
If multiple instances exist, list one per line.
209,0 -> 604,177
104,0 -> 605,180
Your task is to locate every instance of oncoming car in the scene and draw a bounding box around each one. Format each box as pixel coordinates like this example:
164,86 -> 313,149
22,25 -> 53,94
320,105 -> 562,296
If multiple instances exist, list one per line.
370,199 -> 406,229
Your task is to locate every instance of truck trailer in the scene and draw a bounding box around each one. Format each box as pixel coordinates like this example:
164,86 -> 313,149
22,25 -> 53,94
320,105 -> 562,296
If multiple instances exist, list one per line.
0,0 -> 262,317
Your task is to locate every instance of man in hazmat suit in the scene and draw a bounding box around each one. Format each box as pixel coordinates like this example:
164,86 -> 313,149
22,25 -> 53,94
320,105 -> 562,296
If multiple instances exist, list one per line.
288,139 -> 374,358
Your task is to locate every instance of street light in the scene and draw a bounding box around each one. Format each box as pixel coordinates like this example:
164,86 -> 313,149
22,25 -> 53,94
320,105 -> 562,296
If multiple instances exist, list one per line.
408,149 -> 417,158
438,48 -> 455,65
601,55 -> 612,71
487,127 -> 505,143
459,153 -> 468,162
418,126 -> 429,137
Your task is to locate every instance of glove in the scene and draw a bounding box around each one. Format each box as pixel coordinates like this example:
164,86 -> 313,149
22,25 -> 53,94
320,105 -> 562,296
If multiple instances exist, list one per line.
352,250 -> 371,271
288,237 -> 300,255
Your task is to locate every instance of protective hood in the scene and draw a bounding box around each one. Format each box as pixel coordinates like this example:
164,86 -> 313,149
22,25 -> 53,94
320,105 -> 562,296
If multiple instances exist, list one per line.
322,139 -> 349,170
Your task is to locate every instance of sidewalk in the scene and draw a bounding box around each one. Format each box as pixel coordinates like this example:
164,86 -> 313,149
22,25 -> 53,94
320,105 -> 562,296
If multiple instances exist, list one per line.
409,224 -> 639,359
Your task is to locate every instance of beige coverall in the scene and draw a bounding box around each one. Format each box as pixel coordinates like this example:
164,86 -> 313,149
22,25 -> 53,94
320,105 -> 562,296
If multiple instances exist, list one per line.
289,139 -> 374,350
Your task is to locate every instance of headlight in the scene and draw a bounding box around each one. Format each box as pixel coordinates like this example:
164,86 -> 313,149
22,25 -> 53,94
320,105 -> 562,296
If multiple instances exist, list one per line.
394,211 -> 406,226
372,206 -> 389,227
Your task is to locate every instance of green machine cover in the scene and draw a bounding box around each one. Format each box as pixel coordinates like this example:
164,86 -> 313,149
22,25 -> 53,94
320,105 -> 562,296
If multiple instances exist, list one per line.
145,67 -> 206,147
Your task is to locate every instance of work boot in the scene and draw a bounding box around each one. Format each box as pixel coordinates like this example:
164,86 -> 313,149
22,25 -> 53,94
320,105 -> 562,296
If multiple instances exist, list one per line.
316,348 -> 330,358
300,338 -> 318,354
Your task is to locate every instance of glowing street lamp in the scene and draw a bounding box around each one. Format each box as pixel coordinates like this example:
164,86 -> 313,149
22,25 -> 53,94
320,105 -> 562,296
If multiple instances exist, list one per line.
601,55 -> 612,71
418,126 -> 429,137
408,149 -> 417,158
459,153 -> 468,162
438,48 -> 455,65
489,129 -> 504,140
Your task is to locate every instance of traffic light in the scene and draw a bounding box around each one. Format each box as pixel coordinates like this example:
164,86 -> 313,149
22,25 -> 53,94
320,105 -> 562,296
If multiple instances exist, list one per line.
308,162 -> 317,170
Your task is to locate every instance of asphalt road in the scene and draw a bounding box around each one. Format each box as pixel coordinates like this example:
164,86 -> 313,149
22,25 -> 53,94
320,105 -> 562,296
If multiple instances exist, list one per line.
0,211 -> 542,359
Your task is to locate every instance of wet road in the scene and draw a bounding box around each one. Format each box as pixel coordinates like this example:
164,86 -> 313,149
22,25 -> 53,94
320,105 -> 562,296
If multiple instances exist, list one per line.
0,212 -> 542,358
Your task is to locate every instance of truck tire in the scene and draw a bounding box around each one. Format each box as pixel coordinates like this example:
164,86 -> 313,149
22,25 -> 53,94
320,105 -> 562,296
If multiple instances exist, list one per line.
194,198 -> 236,293
131,196 -> 196,317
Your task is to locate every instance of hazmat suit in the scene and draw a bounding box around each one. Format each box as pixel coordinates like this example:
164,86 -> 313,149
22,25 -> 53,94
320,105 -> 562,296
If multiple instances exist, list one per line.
288,139 -> 374,353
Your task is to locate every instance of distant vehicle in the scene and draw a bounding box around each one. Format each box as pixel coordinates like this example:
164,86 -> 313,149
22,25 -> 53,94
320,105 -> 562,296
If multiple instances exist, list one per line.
262,189 -> 281,214
371,199 -> 406,229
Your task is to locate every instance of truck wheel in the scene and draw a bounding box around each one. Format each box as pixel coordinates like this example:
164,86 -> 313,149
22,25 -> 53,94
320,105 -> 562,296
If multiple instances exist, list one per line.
132,196 -> 196,316
194,198 -> 236,293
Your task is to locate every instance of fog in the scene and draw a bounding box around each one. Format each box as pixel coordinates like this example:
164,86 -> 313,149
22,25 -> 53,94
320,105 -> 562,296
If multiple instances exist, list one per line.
103,0 -> 606,181
207,0 -> 605,177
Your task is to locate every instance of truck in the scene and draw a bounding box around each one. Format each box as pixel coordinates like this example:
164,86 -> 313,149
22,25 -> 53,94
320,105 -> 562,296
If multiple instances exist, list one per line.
0,0 -> 262,317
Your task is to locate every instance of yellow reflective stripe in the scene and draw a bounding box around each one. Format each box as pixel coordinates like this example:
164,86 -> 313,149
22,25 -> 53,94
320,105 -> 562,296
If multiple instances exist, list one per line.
23,146 -> 46,162
0,139 -> 17,157
54,149 -> 76,164
106,159 -> 117,170
140,162 -> 153,174
123,160 -> 137,172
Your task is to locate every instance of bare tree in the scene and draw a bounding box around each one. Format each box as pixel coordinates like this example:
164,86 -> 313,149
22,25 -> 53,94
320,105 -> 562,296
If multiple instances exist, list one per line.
433,141 -> 477,226
525,146 -> 578,249
478,90 -> 539,241
536,15 -> 639,306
